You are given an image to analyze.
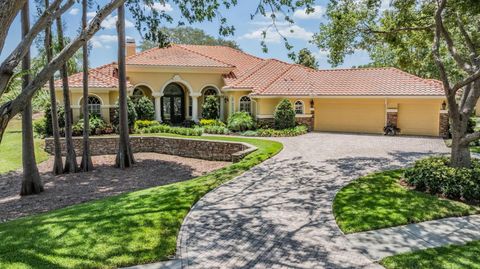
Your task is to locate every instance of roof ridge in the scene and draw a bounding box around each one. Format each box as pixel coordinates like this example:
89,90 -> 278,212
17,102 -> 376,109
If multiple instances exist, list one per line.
258,63 -> 296,94
315,67 -> 392,72
228,60 -> 271,87
175,44 -> 265,62
125,45 -> 162,62
175,44 -> 235,67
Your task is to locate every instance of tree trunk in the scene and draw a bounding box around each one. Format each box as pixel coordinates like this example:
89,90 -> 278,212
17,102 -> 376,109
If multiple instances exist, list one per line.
20,1 -> 43,196
45,0 -> 63,175
56,17 -> 78,173
450,115 -> 472,168
115,3 -> 135,168
80,0 -> 93,172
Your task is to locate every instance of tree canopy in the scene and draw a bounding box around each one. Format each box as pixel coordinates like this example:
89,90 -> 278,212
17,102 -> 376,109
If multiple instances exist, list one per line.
140,27 -> 240,51
296,48 -> 318,69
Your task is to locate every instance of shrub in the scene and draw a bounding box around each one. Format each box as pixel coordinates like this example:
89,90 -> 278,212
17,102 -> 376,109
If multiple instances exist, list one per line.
113,97 -> 137,131
201,95 -> 219,120
135,120 -> 160,130
139,124 -> 203,136
404,156 -> 480,203
200,119 -> 225,127
133,96 -> 155,120
72,115 -> 109,136
182,119 -> 196,128
33,118 -> 47,138
240,130 -> 258,137
202,125 -> 230,135
227,112 -> 255,132
44,105 -> 65,137
274,99 -> 296,130
256,125 -> 308,137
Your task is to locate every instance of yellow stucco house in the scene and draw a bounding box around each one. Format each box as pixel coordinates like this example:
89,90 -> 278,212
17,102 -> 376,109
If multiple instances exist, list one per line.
54,41 -> 450,137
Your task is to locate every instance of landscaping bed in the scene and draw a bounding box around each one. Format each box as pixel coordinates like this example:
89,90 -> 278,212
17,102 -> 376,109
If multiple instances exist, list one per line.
0,152 -> 229,222
333,170 -> 479,234
0,136 -> 282,269
381,240 -> 480,269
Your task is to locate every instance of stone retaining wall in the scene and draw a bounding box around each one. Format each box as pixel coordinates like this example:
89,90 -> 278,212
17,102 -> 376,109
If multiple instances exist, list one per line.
45,136 -> 256,162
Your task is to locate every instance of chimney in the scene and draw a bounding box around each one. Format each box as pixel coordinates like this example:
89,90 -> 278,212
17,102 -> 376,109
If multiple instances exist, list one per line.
126,38 -> 136,57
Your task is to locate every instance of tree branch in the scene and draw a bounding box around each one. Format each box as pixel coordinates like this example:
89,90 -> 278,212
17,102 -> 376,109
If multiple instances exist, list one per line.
0,0 -> 125,143
0,0 -> 26,55
463,130 -> 480,144
452,68 -> 480,92
437,3 -> 472,73
455,12 -> 478,66
362,25 -> 434,34
0,0 -> 74,97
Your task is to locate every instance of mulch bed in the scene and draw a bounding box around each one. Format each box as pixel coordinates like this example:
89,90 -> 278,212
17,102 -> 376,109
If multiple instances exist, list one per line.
0,153 -> 229,223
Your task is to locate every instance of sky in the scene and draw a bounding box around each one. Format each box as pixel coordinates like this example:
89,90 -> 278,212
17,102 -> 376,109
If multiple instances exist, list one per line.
1,0 -> 375,70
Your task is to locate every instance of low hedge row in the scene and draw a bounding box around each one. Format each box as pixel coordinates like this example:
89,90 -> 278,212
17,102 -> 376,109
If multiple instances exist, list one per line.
405,157 -> 480,203
256,125 -> 308,137
138,124 -> 203,136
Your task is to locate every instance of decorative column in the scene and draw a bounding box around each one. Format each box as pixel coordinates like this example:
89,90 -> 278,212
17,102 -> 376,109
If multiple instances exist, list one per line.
153,93 -> 162,122
439,109 -> 449,138
191,93 -> 201,122
219,95 -> 225,121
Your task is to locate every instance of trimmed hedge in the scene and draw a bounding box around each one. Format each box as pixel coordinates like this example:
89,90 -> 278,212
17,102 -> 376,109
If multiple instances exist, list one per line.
405,157 -> 480,203
274,99 -> 296,129
199,119 -> 225,127
138,124 -> 203,136
256,125 -> 308,137
202,125 -> 230,135
134,120 -> 160,130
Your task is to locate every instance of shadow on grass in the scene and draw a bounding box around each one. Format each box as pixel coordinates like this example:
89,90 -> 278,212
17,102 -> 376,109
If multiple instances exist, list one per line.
0,137 -> 282,269
333,170 -> 479,234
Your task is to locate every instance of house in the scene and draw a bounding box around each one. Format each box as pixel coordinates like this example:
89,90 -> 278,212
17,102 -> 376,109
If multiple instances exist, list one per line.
53,40 -> 450,137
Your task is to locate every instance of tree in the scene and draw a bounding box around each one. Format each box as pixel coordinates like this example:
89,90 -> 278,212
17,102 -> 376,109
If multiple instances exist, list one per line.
44,0 -> 63,175
202,95 -> 219,119
115,3 -> 135,169
139,27 -> 241,51
0,0 -> 315,143
80,0 -> 93,172
296,48 -> 318,69
315,0 -> 480,168
56,16 -> 78,173
274,99 -> 296,130
20,1 -> 43,195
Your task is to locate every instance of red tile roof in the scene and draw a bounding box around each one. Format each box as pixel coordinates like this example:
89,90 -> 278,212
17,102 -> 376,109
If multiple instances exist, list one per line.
54,44 -> 444,96
53,63 -> 132,89
125,45 -> 234,68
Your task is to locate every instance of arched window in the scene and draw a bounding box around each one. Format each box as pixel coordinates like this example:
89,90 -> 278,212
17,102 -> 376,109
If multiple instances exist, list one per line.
82,95 -> 102,116
239,96 -> 251,113
203,88 -> 217,97
132,88 -> 145,101
294,100 -> 304,115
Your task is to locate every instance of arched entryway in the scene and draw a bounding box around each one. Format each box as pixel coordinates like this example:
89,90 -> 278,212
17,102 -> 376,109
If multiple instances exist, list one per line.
162,83 -> 185,124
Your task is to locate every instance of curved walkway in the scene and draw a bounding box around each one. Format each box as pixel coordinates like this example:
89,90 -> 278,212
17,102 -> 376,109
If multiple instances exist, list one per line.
178,133 -> 449,269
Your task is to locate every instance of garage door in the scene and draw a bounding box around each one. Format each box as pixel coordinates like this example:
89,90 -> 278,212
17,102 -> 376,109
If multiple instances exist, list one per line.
397,103 -> 439,136
314,100 -> 385,134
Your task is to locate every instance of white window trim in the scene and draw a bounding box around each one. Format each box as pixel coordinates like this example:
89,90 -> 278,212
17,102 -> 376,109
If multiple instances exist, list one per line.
294,100 -> 304,115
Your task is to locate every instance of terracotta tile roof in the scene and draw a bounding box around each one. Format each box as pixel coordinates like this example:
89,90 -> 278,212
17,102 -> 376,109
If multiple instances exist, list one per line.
53,63 -> 132,89
125,45 -> 234,68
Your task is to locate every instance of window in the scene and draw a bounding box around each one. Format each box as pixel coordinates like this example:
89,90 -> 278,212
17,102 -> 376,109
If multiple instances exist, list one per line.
83,96 -> 102,116
203,88 -> 217,99
294,100 -> 304,115
132,88 -> 145,101
239,96 -> 251,113
188,96 -> 193,117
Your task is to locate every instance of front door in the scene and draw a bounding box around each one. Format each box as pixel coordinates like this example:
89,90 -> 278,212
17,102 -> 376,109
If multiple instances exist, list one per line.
161,83 -> 185,124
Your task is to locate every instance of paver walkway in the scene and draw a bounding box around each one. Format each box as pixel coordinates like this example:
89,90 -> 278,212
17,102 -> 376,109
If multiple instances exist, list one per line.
177,133 -> 449,268
346,214 -> 480,261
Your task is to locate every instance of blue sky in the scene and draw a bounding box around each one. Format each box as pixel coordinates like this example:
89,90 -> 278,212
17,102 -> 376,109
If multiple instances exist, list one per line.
1,0 -> 373,69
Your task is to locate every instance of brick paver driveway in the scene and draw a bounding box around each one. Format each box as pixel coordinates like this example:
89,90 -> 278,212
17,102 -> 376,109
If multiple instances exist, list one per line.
178,133 -> 448,269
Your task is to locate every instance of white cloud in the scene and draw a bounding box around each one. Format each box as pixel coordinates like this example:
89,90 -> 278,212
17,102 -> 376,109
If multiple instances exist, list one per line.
100,15 -> 134,29
293,5 -> 324,20
146,2 -> 173,12
87,11 -> 96,18
241,25 -> 313,43
90,34 -> 118,48
69,8 -> 79,15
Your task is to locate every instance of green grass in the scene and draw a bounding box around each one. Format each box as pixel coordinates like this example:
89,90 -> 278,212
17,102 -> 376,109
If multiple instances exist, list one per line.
0,136 -> 282,269
333,170 -> 479,234
0,119 -> 48,174
381,240 -> 480,269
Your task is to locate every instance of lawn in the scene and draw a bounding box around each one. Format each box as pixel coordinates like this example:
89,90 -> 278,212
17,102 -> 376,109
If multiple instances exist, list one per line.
0,119 -> 48,174
0,136 -> 282,269
333,170 -> 479,234
381,240 -> 480,269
